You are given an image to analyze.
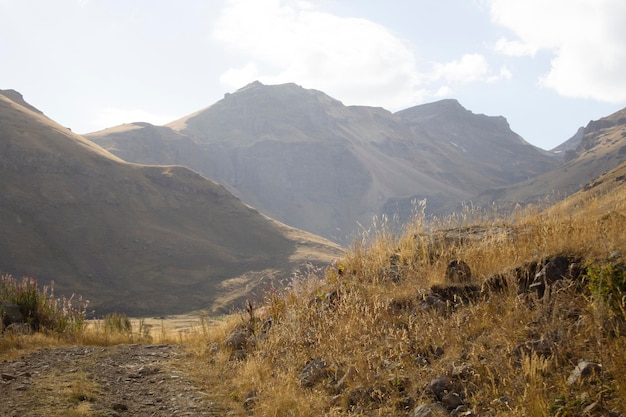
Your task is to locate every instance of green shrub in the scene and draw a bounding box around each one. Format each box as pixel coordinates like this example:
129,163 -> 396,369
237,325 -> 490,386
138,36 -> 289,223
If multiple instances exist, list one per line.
103,312 -> 132,335
0,274 -> 88,334
585,263 -> 626,320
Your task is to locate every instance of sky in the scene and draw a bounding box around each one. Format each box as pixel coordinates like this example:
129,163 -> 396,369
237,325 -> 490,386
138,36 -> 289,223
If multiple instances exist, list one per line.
1,0 -> 625,150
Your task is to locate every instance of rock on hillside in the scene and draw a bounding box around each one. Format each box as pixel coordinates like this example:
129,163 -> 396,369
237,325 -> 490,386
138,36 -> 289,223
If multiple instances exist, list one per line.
0,90 -> 342,316
88,82 -> 558,243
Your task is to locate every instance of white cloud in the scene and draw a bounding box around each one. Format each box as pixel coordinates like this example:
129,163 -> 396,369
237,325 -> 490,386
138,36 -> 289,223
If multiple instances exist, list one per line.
434,86 -> 454,98
434,54 -> 490,84
488,66 -> 513,83
212,0 -> 427,109
429,54 -> 510,96
219,62 -> 261,88
489,0 -> 626,102
494,37 -> 536,57
212,0 -> 514,109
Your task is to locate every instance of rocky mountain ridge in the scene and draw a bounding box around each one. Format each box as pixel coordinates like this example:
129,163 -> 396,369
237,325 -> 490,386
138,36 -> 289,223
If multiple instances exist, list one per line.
89,81 -> 560,242
477,106 -> 626,206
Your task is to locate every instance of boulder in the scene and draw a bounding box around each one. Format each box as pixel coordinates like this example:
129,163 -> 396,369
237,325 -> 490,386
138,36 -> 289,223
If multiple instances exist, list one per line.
528,255 -> 583,298
243,389 -> 258,414
441,392 -> 464,410
0,301 -> 24,329
299,358 -> 328,388
430,284 -> 481,306
419,294 -> 447,313
224,331 -> 249,351
567,360 -> 602,385
413,403 -> 449,417
445,260 -> 471,283
428,375 -> 453,400
513,339 -> 553,360
4,323 -> 32,335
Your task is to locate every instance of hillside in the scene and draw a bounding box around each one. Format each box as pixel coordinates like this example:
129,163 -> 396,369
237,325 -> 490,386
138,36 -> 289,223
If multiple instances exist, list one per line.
186,158 -> 626,416
477,106 -> 626,205
87,82 -> 559,243
0,90 -> 342,316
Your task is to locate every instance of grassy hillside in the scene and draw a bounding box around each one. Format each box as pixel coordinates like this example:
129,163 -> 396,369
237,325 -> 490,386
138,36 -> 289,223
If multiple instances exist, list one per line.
185,161 -> 626,416
0,91 -> 342,316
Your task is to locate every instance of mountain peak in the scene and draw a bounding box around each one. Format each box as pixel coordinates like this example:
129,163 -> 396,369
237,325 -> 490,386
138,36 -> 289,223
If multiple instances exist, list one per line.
235,80 -> 265,93
169,81 -> 347,142
425,98 -> 466,112
230,81 -> 327,99
395,99 -> 470,120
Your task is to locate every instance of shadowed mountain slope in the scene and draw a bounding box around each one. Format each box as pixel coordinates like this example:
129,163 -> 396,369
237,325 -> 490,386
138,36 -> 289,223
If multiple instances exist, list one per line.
0,90 -> 342,316
88,82 -> 558,243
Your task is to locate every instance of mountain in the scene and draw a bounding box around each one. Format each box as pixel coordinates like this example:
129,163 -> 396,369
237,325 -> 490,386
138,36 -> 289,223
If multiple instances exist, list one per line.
550,127 -> 584,161
477,106 -> 626,205
88,81 -> 559,243
0,90 -> 342,316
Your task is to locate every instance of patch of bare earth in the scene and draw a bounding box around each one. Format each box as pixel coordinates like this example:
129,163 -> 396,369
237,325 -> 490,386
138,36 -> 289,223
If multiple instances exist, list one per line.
0,344 -> 224,417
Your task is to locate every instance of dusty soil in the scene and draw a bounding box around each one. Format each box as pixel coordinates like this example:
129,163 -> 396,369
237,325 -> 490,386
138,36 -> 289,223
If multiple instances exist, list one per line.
0,344 -> 224,417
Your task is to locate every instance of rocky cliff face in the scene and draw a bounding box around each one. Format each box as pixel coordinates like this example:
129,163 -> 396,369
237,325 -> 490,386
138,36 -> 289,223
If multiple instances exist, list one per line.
88,82 -> 560,243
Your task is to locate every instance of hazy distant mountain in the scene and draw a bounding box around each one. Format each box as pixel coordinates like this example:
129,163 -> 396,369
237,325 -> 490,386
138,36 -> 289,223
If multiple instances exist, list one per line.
0,90 -> 341,315
476,106 -> 626,205
89,81 -> 558,242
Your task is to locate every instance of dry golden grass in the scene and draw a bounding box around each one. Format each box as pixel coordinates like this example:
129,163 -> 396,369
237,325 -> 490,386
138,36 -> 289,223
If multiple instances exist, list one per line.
183,176 -> 626,416
0,314 -> 211,362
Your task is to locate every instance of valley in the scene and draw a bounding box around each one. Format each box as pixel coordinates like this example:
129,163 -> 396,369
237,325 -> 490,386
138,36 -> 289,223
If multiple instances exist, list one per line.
1,83 -> 626,416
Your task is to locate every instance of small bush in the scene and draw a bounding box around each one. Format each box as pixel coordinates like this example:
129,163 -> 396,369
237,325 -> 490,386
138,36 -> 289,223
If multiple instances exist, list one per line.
0,274 -> 88,334
103,312 -> 132,335
585,263 -> 626,321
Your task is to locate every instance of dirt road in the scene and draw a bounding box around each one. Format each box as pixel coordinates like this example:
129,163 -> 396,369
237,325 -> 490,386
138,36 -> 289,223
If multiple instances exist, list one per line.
0,344 -> 224,417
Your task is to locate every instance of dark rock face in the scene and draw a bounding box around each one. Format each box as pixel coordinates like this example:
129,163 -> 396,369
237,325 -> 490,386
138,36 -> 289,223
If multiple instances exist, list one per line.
530,255 -> 574,297
511,256 -> 583,298
528,256 -> 584,298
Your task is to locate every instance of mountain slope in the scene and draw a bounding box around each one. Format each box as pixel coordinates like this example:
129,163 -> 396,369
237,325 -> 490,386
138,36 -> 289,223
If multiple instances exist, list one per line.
396,99 -> 559,185
88,82 -> 558,243
0,90 -> 342,315
476,106 -> 626,205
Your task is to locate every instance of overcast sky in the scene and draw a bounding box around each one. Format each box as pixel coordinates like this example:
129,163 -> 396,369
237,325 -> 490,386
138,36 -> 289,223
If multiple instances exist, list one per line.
1,0 -> 625,150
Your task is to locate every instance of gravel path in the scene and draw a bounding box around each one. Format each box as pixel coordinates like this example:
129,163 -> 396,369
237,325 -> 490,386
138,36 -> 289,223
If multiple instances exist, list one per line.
0,344 -> 224,417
